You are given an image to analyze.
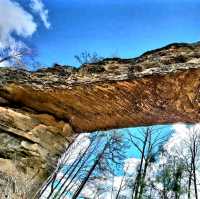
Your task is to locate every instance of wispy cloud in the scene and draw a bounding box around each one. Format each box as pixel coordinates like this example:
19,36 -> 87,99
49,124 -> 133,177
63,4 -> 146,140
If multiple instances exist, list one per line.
165,123 -> 200,156
0,0 -> 37,49
30,0 -> 51,29
0,0 -> 50,66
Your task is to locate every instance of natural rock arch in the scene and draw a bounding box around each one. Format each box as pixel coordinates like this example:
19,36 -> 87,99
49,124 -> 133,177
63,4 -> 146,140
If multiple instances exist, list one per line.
0,42 -> 199,196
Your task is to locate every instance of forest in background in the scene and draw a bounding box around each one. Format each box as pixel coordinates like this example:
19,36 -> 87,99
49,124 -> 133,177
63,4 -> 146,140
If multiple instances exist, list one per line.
36,124 -> 200,199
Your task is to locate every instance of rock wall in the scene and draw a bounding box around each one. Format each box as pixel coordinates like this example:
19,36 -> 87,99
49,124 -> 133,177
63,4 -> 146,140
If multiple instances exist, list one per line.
0,104 -> 73,197
0,42 -> 199,197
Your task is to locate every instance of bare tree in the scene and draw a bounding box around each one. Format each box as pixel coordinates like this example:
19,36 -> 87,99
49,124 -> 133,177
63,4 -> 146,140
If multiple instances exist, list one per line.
175,126 -> 200,199
54,135 -> 103,198
36,135 -> 79,198
147,125 -> 200,199
128,126 -> 169,199
72,138 -> 111,199
0,45 -> 38,69
74,50 -> 103,65
115,166 -> 130,199
82,131 -> 128,199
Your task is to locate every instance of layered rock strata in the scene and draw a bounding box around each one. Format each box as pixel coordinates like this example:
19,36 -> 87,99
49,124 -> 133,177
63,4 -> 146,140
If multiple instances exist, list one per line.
0,42 -> 199,197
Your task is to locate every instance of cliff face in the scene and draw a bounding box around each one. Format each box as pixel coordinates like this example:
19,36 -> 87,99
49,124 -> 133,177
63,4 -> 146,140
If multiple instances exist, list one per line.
0,103 -> 73,197
0,42 -> 199,196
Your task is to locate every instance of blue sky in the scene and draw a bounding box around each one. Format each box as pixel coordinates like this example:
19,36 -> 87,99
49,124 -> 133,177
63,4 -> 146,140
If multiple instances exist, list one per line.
28,0 -> 200,67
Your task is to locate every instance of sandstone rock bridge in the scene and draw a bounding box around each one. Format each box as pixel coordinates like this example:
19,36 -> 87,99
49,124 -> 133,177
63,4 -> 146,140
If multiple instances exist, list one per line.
0,42 -> 199,194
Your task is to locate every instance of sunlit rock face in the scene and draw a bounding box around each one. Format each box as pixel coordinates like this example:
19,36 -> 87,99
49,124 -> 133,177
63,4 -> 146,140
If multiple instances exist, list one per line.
0,105 -> 73,197
0,42 -> 199,195
0,42 -> 199,132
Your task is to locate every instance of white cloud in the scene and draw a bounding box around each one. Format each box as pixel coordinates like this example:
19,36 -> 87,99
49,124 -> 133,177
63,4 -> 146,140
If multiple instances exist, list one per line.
165,123 -> 200,156
0,0 -> 50,66
58,133 -> 91,165
80,158 -> 140,199
0,60 -> 9,67
124,157 -> 140,175
30,0 -> 51,29
0,0 -> 37,49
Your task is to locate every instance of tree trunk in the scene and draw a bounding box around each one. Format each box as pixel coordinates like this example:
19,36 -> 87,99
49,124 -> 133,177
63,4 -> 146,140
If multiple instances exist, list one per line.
115,173 -> 125,199
192,140 -> 198,199
132,131 -> 149,199
187,171 -> 192,199
72,141 -> 109,199
138,159 -> 149,199
47,140 -> 93,198
58,139 -> 101,198
193,163 -> 198,199
36,135 -> 78,198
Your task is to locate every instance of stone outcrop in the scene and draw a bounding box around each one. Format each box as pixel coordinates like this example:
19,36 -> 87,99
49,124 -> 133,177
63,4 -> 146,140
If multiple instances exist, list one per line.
0,105 -> 73,198
0,42 -> 199,197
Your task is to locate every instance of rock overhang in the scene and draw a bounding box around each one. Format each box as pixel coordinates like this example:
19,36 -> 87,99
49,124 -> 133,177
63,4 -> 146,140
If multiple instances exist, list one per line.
0,42 -> 199,133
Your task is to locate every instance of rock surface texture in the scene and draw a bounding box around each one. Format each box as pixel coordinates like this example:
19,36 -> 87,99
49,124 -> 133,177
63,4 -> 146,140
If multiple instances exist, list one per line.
0,42 -> 199,197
